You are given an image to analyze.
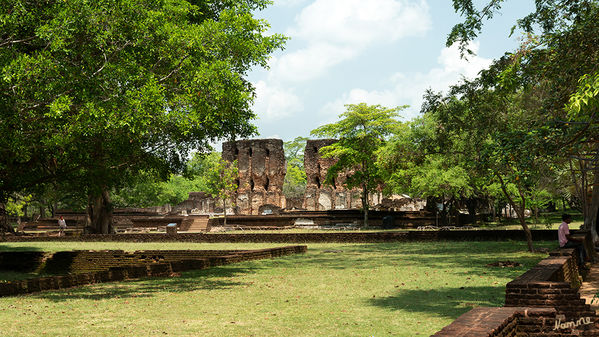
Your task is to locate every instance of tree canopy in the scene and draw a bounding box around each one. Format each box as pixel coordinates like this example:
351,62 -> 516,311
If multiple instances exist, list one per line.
311,103 -> 405,226
0,0 -> 285,232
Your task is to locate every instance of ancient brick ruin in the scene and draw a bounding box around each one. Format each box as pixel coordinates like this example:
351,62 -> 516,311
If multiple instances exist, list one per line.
217,138 -> 389,215
222,139 -> 286,215
303,139 -> 382,211
304,139 -> 353,210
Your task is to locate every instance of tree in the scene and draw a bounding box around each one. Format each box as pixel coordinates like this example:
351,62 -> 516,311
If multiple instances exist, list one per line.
0,0 -> 286,233
565,72 -> 599,236
379,113 -> 485,225
206,157 -> 238,226
448,0 -> 599,241
311,103 -> 405,226
283,137 -> 308,199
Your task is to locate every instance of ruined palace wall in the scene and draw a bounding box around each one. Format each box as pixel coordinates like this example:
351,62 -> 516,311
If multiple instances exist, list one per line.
303,139 -> 363,211
223,139 -> 286,215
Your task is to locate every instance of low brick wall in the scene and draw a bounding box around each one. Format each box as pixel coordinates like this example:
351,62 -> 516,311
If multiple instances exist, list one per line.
504,249 -> 595,323
433,248 -> 599,335
0,229 -> 559,243
0,246 -> 307,297
432,307 -> 558,336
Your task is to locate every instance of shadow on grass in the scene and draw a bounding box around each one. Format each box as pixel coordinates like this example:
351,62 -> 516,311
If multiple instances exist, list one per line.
33,264 -> 265,302
367,285 -> 503,319
0,245 -> 44,252
21,240 -> 553,305
284,241 -> 556,279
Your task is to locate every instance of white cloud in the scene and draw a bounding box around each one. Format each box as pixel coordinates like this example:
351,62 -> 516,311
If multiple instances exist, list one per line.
274,0 -> 309,6
291,0 -> 430,45
320,42 -> 493,120
269,0 -> 431,83
253,80 -> 303,121
270,43 -> 354,82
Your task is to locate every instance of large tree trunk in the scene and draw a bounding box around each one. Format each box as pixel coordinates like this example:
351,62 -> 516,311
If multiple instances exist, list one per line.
362,183 -> 369,227
87,188 -> 113,234
0,202 -> 15,234
223,197 -> 228,227
465,198 -> 477,224
497,174 -> 534,252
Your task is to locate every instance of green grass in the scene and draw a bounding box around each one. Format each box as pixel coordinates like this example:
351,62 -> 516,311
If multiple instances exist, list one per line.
0,241 -> 554,336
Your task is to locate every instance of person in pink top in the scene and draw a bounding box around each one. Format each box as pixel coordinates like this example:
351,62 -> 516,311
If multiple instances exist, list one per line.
558,214 -> 586,268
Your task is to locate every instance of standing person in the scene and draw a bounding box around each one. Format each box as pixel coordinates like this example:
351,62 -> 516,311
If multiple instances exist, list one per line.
558,214 -> 587,268
58,215 -> 67,237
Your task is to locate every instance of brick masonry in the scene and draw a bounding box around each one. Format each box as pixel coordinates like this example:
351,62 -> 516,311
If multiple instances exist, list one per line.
432,307 -> 559,337
433,246 -> 599,336
303,139 -> 383,211
0,229 -> 561,243
0,246 -> 307,297
222,139 -> 287,215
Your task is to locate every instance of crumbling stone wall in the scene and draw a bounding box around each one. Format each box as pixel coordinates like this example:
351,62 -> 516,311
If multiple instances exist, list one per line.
304,139 -> 379,211
172,192 -> 216,215
222,139 -> 286,215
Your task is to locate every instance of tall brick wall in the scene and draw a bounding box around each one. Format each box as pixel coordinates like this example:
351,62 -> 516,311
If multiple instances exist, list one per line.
303,139 -> 383,211
222,139 -> 286,215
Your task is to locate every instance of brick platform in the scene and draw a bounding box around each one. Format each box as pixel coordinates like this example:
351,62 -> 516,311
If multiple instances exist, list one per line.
0,246 -> 307,297
0,229 -> 560,243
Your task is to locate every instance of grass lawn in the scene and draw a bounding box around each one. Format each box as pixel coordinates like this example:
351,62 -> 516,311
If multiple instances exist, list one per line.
0,241 -> 554,336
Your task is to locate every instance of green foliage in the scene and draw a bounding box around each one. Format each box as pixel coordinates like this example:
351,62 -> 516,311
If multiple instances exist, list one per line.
283,163 -> 307,199
0,0 -> 286,229
283,137 -> 308,199
111,152 -> 221,208
311,103 -> 405,223
397,156 -> 473,200
283,137 -> 308,167
566,71 -> 599,118
5,194 -> 32,217
447,0 -> 596,54
205,157 -> 238,209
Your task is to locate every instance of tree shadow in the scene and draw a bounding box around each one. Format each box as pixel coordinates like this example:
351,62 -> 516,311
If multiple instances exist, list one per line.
32,264 -> 265,302
368,285 -> 504,319
0,245 -> 44,252
283,241 -> 555,280
1,246 -> 48,281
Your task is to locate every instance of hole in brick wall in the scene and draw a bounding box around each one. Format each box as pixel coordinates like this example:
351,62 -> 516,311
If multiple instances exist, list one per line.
234,146 -> 239,156
250,179 -> 255,191
315,176 -> 321,189
313,146 -> 318,154
264,177 -> 270,191
332,177 -> 336,189
235,178 -> 240,189
265,148 -> 270,157
248,147 -> 253,157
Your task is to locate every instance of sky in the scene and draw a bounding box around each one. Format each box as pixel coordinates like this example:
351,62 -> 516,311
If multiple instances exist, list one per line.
245,0 -> 535,143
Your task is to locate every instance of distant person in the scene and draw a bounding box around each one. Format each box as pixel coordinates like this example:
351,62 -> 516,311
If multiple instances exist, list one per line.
558,214 -> 587,268
58,215 -> 67,236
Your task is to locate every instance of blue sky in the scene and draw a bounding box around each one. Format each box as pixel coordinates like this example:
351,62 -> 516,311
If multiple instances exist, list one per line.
245,0 -> 535,142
